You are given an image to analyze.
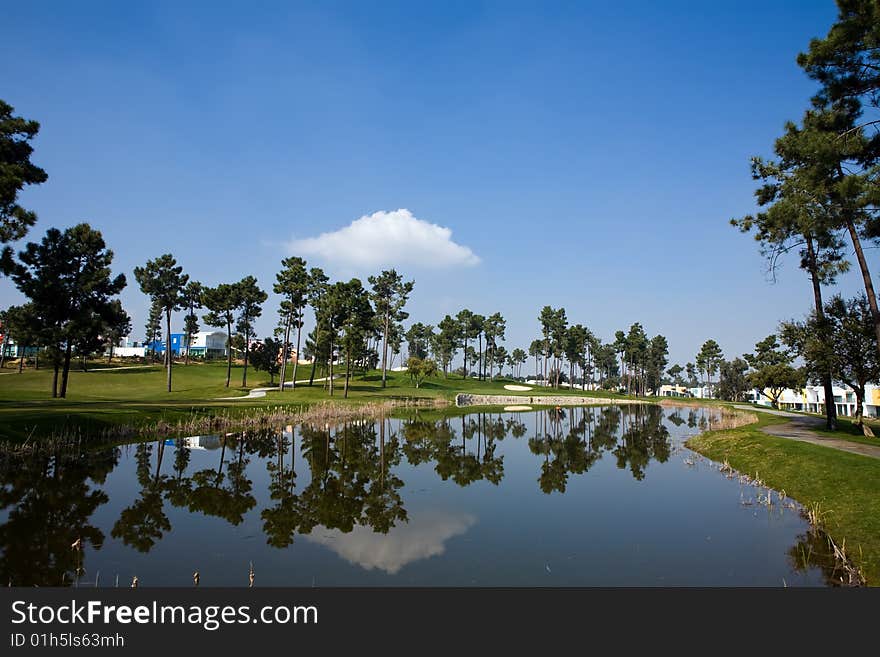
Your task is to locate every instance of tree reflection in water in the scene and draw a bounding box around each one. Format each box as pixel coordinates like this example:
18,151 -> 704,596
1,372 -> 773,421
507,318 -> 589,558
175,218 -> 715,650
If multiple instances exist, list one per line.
787,529 -> 863,587
0,404 -> 822,586
0,406 -> 675,577
294,419 -> 407,537
186,435 -> 256,526
260,428 -> 299,548
402,413 -> 507,487
613,405 -> 671,481
0,447 -> 118,586
526,405 -> 670,492
111,441 -> 171,552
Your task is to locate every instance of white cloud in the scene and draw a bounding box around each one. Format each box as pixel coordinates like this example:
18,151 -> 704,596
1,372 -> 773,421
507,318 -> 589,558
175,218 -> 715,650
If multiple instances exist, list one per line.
304,510 -> 476,574
286,209 -> 480,268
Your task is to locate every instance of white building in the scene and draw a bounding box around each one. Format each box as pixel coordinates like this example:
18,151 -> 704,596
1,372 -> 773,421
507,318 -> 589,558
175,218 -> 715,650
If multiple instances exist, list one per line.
185,331 -> 227,358
181,435 -> 223,450
746,383 -> 880,418
107,336 -> 145,358
112,345 -> 146,358
688,386 -> 713,399
865,386 -> 880,418
107,332 -> 228,359
657,384 -> 690,397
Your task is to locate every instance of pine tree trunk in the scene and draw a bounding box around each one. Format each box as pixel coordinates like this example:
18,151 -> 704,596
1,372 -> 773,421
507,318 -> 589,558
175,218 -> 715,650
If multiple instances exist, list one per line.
166,309 -> 173,393
164,323 -> 170,369
344,347 -> 351,398
279,310 -> 292,393
309,355 -> 317,386
855,387 -> 865,426
60,342 -> 72,398
242,321 -> 250,387
291,309 -> 302,391
381,314 -> 389,388
184,305 -> 190,365
225,319 -> 232,387
52,361 -> 59,397
328,337 -> 334,396
843,218 -> 880,359
805,233 -> 837,431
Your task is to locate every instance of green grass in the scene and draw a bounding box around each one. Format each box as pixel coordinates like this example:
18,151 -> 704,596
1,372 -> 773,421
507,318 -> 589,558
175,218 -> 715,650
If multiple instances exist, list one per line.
723,402 -> 880,448
0,360 -> 642,439
687,411 -> 880,585
6,359 -> 877,582
806,416 -> 880,448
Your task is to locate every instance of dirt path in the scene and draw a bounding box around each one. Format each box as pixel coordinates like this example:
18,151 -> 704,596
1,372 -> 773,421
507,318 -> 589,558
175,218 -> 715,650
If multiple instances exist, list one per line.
731,404 -> 880,460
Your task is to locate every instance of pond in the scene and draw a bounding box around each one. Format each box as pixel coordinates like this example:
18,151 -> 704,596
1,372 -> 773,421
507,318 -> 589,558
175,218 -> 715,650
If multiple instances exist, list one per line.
0,405 -> 837,586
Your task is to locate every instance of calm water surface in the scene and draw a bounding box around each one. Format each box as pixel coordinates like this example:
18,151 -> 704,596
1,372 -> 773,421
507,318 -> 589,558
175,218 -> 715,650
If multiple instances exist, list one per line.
0,405 -> 834,586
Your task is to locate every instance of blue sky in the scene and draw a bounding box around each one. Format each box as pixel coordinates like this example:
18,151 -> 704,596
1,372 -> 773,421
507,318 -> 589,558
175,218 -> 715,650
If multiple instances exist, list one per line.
0,0 -> 869,367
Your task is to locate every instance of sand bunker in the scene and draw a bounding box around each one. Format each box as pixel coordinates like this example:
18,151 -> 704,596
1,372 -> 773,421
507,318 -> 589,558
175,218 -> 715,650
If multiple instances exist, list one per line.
504,405 -> 533,412
503,384 -> 532,391
215,376 -> 335,401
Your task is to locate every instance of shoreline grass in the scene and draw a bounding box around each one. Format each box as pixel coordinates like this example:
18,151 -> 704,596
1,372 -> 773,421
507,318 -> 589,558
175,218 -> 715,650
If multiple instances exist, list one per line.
5,360 -> 877,584
686,411 -> 880,585
0,360 -> 649,440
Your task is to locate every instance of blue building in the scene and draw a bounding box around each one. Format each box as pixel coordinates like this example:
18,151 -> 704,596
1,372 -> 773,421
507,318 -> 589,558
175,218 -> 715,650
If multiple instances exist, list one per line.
145,333 -> 185,356
1,341 -> 38,359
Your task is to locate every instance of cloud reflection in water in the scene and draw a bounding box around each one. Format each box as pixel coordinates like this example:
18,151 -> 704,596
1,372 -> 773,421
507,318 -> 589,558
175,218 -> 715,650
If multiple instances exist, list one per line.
305,510 -> 476,574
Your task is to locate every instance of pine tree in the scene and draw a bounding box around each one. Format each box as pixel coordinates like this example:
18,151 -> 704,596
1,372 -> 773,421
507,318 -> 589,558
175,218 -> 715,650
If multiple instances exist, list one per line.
134,254 -> 188,393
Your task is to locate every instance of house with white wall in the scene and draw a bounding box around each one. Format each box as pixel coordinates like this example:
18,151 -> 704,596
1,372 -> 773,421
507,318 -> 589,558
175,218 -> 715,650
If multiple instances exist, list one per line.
658,384 -> 690,397
107,336 -> 145,358
185,331 -> 227,359
746,383 -> 879,418
864,385 -> 880,418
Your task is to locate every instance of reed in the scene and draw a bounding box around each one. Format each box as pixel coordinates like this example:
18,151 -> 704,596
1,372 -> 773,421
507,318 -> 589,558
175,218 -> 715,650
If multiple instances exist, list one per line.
0,398 -> 448,454
714,455 -> 866,586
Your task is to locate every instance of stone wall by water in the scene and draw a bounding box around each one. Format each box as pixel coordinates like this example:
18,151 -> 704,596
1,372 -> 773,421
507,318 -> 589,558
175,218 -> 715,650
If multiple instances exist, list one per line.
454,393 -> 652,407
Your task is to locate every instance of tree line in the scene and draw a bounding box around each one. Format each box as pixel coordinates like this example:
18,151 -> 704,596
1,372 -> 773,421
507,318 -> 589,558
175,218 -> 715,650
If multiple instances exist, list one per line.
406,306 -> 674,396
0,236 -> 414,399
4,3 -> 880,422
6,214 -> 869,413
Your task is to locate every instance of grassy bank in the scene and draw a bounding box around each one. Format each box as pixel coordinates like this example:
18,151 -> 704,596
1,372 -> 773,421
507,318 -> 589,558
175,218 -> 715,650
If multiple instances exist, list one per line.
806,416 -> 880,448
687,412 -> 880,585
0,360 -> 642,440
